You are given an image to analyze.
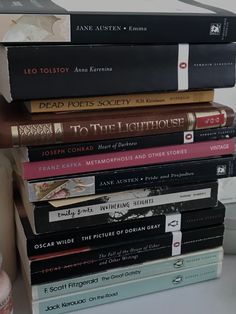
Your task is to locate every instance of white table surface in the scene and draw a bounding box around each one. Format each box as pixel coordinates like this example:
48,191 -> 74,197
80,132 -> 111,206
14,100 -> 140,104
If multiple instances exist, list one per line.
13,254 -> 236,314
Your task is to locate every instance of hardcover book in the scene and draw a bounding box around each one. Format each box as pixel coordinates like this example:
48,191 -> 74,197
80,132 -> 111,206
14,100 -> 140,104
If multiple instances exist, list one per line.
0,0 -> 235,44
0,98 -> 234,148
17,224 -> 224,284
0,43 -> 235,102
23,155 -> 236,202
24,124 -> 236,162
16,181 -> 219,234
29,262 -> 222,314
29,247 -> 223,300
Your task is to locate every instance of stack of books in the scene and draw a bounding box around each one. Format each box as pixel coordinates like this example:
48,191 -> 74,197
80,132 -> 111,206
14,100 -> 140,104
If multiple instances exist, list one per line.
0,1 -> 236,313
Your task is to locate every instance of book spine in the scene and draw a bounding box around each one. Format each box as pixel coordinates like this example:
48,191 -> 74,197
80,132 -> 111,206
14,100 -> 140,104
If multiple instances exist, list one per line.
9,105 -> 234,149
26,155 -> 236,202
31,248 -> 223,300
22,139 -> 235,180
4,103 -> 234,148
26,90 -> 214,113
2,13 -> 236,43
29,225 -> 224,284
32,263 -> 222,314
26,125 -> 236,162
29,205 -> 224,254
32,184 -> 219,234
70,14 -> 236,44
6,43 -> 236,101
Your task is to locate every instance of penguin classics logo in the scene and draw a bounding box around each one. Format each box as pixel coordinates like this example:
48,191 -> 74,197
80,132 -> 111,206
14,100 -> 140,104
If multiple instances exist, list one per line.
184,131 -> 194,144
210,23 -> 222,36
173,259 -> 184,268
179,62 -> 187,69
172,275 -> 183,285
168,220 -> 179,228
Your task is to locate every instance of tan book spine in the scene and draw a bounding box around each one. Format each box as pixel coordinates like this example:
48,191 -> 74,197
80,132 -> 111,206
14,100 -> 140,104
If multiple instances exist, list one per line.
25,90 -> 214,113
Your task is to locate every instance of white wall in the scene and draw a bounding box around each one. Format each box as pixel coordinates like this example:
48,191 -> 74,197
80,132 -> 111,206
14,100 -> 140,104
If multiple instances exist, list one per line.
216,85 -> 236,206
215,86 -> 236,110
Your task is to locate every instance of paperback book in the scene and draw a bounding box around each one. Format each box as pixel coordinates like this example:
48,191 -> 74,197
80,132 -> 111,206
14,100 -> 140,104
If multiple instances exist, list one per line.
0,43 -> 235,101
29,247 -> 223,300
0,0 -> 236,44
17,224 -> 224,284
24,90 -> 214,113
18,181 -> 219,234
28,262 -> 222,314
20,139 -> 235,180
15,194 -> 225,256
24,155 -> 236,202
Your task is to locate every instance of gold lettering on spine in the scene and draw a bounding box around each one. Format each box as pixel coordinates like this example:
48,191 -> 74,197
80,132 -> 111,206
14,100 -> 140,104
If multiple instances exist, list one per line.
11,124 -> 54,146
54,123 -> 64,143
186,113 -> 195,130
11,126 -> 19,147
220,110 -> 227,127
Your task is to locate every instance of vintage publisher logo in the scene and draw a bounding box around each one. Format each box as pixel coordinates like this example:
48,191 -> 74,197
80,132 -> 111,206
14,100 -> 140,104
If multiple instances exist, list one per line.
209,23 -> 222,36
217,165 -> 227,176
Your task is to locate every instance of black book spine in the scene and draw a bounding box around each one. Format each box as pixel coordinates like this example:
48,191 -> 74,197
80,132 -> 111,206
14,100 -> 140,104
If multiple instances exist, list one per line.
26,125 -> 236,162
29,225 -> 224,285
180,225 -> 224,254
27,155 -> 236,202
70,14 -> 236,44
27,205 -> 225,257
33,182 -> 218,234
1,8 -> 236,44
7,43 -> 236,100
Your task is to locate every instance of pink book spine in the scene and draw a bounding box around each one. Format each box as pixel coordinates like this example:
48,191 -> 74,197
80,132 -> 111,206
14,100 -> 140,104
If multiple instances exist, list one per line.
22,139 -> 235,180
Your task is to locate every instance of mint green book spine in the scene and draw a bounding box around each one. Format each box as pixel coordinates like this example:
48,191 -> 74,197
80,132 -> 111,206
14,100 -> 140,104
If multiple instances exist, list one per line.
32,262 -> 222,314
32,247 -> 223,301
